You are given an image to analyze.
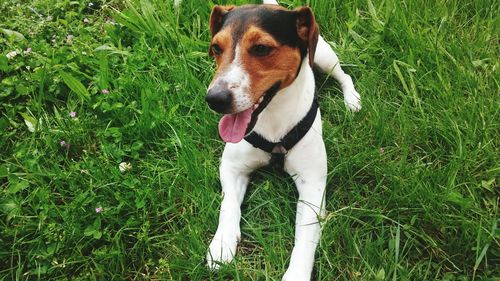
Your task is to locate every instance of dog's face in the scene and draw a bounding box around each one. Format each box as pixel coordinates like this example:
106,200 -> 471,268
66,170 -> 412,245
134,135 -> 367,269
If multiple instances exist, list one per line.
206,4 -> 318,143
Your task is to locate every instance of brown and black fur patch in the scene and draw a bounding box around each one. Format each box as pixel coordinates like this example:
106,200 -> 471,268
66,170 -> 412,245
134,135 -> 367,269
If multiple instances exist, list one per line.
238,25 -> 302,100
211,5 -> 318,63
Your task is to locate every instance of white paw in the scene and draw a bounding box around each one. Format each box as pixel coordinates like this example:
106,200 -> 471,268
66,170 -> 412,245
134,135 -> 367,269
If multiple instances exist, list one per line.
206,234 -> 238,270
343,86 -> 361,112
282,268 -> 311,281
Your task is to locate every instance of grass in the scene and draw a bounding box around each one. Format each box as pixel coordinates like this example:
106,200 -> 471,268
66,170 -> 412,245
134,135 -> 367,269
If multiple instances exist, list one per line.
0,0 -> 498,280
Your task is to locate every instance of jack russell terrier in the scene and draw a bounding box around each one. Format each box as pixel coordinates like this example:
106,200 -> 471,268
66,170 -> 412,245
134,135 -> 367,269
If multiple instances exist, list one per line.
204,0 -> 361,279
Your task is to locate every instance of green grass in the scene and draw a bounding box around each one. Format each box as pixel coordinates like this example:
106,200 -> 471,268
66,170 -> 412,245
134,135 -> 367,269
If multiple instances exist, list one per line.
0,0 -> 498,280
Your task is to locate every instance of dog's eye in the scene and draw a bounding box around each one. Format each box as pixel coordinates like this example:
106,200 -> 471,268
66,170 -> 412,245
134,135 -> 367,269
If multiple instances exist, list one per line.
211,44 -> 223,55
251,45 -> 272,57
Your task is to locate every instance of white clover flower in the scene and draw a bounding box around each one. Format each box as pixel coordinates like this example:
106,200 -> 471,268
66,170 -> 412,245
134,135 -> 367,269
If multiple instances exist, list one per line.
6,50 -> 17,59
119,162 -> 132,173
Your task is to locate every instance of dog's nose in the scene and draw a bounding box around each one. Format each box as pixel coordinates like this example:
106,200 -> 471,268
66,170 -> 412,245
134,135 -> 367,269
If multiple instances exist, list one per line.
206,88 -> 233,113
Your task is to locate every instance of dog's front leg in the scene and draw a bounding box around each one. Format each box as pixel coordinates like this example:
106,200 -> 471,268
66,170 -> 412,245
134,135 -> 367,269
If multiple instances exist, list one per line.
207,143 -> 265,269
282,177 -> 326,281
206,161 -> 248,269
283,134 -> 327,281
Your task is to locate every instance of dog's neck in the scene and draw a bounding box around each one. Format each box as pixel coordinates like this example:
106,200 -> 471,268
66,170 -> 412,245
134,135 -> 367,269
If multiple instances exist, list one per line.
252,57 -> 316,142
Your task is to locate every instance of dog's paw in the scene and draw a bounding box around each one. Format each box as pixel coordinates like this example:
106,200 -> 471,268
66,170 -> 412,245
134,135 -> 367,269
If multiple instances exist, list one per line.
343,86 -> 361,112
206,235 -> 238,270
282,268 -> 311,281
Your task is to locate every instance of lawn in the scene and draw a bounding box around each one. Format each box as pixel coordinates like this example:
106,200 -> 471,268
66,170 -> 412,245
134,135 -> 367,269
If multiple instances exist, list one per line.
0,0 -> 498,280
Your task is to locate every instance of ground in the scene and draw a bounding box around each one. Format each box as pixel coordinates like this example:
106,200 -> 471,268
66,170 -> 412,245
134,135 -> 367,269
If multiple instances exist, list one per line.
0,0 -> 498,280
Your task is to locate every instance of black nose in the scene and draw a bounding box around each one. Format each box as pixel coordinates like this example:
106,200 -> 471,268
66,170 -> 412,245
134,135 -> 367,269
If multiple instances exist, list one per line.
206,89 -> 233,113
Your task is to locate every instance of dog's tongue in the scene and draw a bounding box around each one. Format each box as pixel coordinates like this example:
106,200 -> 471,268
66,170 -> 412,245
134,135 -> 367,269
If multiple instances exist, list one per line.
218,108 -> 253,143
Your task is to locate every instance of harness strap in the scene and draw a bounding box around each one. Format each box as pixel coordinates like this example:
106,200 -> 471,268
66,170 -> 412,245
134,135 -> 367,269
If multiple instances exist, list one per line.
281,99 -> 318,151
243,131 -> 276,153
244,99 -> 319,168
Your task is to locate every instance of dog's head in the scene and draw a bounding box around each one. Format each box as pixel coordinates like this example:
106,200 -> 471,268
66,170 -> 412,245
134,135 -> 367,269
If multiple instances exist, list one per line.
206,4 -> 319,143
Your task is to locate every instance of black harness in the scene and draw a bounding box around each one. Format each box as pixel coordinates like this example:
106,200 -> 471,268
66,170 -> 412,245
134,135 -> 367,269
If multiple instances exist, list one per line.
244,99 -> 319,169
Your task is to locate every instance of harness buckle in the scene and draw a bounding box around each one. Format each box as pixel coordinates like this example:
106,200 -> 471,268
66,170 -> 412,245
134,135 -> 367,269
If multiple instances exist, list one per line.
270,144 -> 286,169
272,144 -> 287,154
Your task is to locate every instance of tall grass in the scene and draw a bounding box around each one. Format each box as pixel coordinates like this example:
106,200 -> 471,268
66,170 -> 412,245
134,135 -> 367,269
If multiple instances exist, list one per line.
0,0 -> 498,280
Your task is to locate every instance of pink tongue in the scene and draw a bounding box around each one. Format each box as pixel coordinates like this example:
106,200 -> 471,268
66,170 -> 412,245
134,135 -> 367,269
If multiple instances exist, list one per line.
218,108 -> 253,143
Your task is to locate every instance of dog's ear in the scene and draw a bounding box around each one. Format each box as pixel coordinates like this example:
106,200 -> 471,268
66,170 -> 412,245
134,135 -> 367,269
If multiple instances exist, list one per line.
295,7 -> 319,67
209,5 -> 234,37
209,5 -> 234,56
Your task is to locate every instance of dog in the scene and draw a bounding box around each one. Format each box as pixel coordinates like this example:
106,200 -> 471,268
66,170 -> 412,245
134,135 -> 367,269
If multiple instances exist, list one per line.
205,1 -> 361,280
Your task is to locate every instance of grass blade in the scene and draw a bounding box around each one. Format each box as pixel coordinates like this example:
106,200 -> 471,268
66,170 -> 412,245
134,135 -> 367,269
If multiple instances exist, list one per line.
59,71 -> 91,102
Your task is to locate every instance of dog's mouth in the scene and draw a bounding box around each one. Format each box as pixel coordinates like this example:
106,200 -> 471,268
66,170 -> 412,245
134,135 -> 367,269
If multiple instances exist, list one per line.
217,103 -> 258,143
218,82 -> 281,143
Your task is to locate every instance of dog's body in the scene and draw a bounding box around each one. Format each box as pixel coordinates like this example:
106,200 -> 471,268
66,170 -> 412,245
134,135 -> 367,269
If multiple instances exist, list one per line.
205,1 -> 360,280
